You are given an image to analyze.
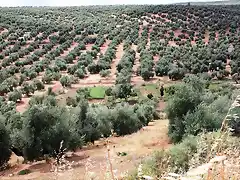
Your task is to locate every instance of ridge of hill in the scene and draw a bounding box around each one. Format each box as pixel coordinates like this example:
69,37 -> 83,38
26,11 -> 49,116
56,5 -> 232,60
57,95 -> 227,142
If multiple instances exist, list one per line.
175,0 -> 240,5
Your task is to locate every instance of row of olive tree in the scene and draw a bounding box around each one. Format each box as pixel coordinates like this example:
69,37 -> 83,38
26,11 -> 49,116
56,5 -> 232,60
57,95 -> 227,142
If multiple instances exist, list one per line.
0,92 -> 156,167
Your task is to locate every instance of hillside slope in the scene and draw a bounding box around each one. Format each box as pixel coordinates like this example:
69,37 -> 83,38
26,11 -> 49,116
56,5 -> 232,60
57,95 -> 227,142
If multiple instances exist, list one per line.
176,0 -> 240,5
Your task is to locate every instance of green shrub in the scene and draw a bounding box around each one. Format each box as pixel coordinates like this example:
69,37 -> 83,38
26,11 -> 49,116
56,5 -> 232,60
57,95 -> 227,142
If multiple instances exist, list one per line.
99,69 -> 111,77
22,105 -> 83,161
112,103 -> 142,136
66,97 -> 77,107
169,136 -> 197,173
18,169 -> 31,175
166,84 -> 202,143
0,119 -> 11,169
105,87 -> 113,96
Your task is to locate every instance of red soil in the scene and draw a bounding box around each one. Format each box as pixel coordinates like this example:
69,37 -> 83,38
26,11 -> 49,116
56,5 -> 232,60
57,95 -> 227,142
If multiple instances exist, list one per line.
168,41 -> 177,46
132,44 -> 140,73
61,42 -> 78,57
153,55 -> 159,63
204,30 -> 209,44
226,59 -> 231,73
2,119 -> 170,180
174,29 -> 182,37
191,40 -> 196,46
110,43 -> 123,78
85,44 -> 93,52
100,40 -> 111,55
0,28 -> 8,35
16,98 -> 30,113
215,31 -> 219,41
226,27 -> 230,35
51,81 -> 62,93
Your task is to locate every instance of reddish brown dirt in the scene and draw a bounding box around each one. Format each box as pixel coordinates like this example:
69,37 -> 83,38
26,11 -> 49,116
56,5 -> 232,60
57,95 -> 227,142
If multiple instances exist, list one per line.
215,31 -> 219,41
174,29 -> 182,37
85,44 -> 93,52
61,42 -> 79,57
100,40 -> 111,55
16,98 -> 30,113
168,41 -> 177,46
226,27 -> 230,35
157,100 -> 166,111
146,27 -> 152,49
226,59 -> 231,73
51,81 -> 62,93
153,55 -> 159,63
0,28 -> 8,35
111,43 -> 123,78
191,40 -> 196,46
16,81 -> 62,113
2,119 -> 170,180
204,30 -> 210,44
131,44 -> 141,75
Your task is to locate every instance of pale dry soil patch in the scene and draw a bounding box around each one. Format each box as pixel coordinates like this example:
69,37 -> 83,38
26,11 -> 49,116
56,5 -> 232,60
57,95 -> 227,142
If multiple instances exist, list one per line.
1,118 -> 170,180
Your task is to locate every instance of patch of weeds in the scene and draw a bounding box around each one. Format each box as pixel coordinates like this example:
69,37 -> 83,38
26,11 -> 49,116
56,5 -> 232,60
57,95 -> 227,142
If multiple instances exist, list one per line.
117,152 -> 128,156
17,169 -> 31,175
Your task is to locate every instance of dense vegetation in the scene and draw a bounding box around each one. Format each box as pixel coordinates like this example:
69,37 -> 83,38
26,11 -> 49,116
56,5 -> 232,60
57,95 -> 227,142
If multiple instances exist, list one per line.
0,92 -> 157,165
1,4 -> 240,177
128,76 -> 240,179
0,5 -> 240,99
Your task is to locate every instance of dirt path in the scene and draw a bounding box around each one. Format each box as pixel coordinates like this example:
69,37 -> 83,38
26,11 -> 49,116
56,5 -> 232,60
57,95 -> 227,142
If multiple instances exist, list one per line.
111,43 -> 124,79
131,44 -> 145,84
1,119 -> 169,180
226,59 -> 231,73
0,28 -> 8,35
61,42 -> 79,57
146,26 -> 152,49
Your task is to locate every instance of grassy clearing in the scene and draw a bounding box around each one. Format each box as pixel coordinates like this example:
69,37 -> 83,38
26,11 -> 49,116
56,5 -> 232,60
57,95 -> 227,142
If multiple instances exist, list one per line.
140,83 -> 160,97
89,86 -> 107,99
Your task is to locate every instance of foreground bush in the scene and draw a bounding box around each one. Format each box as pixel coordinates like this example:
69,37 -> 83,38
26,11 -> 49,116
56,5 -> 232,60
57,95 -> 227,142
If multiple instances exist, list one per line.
0,118 -> 11,169
137,131 -> 240,179
140,136 -> 197,178
166,75 -> 235,143
22,105 -> 83,160
1,93 -> 157,162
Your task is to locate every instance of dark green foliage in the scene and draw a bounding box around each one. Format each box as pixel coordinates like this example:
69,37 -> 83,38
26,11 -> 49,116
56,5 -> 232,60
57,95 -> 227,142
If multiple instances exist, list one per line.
87,63 -> 99,74
99,69 -> 111,77
114,83 -> 133,99
33,79 -> 45,91
0,118 -> 11,169
112,104 -> 142,136
18,169 -> 31,175
22,105 -> 83,160
8,90 -> 22,102
60,75 -> 72,87
76,88 -> 90,100
167,75 -> 233,143
75,68 -> 85,79
66,97 -> 77,107
105,87 -> 113,96
0,4 -> 239,165
21,82 -> 35,96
